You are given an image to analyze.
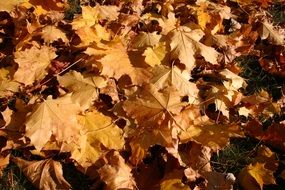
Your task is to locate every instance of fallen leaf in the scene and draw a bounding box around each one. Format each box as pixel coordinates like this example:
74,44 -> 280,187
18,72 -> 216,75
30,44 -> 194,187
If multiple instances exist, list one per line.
0,0 -> 27,12
131,32 -> 162,49
0,154 -> 10,178
13,45 -> 57,85
143,43 -> 166,67
58,70 -> 106,110
258,21 -> 284,45
168,26 -> 220,70
239,162 -> 276,190
151,65 -> 199,103
123,84 -> 185,128
25,95 -> 82,151
12,157 -> 71,190
160,169 -> 191,190
98,151 -> 136,190
179,123 -> 244,151
40,25 -> 68,44
204,171 -> 236,190
71,110 -> 124,170
86,40 -> 135,81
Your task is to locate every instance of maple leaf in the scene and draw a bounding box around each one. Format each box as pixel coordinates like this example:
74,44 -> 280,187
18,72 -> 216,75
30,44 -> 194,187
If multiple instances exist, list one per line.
40,25 -> 68,44
0,68 -> 19,97
160,170 -> 191,190
178,142 -> 212,173
0,154 -> 10,178
71,110 -> 124,169
157,12 -> 178,35
131,32 -> 162,49
151,65 -> 199,103
255,145 -> 278,171
196,3 -> 212,31
100,79 -> 120,103
13,45 -> 57,85
168,26 -> 220,70
25,95 -> 82,151
258,21 -> 284,45
11,157 -> 71,190
204,171 -> 236,190
0,0 -> 27,12
220,69 -> 247,91
244,120 -> 285,151
123,84 -> 185,128
92,4 -> 120,21
238,162 -> 276,190
179,123 -> 244,151
75,25 -> 111,46
85,40 -> 135,80
143,43 -> 166,67
71,6 -> 99,29
58,70 -> 106,110
98,151 -> 136,190
72,5 -> 119,30
129,126 -> 173,165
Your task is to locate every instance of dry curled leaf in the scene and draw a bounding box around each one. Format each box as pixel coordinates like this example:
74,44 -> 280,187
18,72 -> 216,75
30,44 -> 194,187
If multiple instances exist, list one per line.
98,151 -> 136,190
12,157 -> 71,190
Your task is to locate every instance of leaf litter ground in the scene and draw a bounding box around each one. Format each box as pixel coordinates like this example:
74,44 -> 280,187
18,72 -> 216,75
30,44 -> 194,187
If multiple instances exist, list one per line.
0,0 -> 285,189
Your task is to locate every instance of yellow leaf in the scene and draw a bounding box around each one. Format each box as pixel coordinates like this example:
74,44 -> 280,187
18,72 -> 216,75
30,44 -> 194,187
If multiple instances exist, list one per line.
239,162 -> 276,190
179,123 -> 244,151
71,110 -> 124,169
168,26 -> 220,70
131,32 -> 162,49
72,6 -> 99,29
151,65 -> 199,103
130,127 -> 173,165
25,95 -> 82,151
0,68 -> 19,97
58,70 -> 106,110
12,157 -> 71,190
75,25 -> 111,46
0,154 -> 10,178
86,40 -> 135,80
220,69 -> 247,91
160,170 -> 190,190
157,12 -> 178,35
197,3 -> 211,30
0,0 -> 27,12
123,84 -> 185,127
13,45 -> 57,85
72,5 -> 119,30
143,43 -> 166,67
41,25 -> 68,44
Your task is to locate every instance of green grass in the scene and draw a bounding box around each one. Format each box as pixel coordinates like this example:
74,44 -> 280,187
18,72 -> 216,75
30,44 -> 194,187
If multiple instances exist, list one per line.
0,163 -> 36,190
236,56 -> 285,101
211,137 -> 258,175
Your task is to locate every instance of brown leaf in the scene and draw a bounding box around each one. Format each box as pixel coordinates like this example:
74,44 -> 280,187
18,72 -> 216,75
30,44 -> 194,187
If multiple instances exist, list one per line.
98,151 -> 136,190
124,84 -> 185,127
238,162 -> 276,190
11,157 -> 71,190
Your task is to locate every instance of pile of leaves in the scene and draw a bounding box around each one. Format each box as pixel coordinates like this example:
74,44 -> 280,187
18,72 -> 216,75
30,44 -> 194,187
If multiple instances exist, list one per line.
0,0 -> 285,189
